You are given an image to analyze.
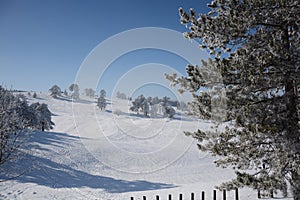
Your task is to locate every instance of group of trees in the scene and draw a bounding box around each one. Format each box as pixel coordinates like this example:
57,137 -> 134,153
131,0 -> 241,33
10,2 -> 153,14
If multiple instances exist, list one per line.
49,84 -> 107,111
130,95 -> 149,116
84,88 -> 95,97
27,92 -> 37,98
49,84 -> 98,100
130,95 -> 176,118
49,83 -> 80,100
69,84 -> 80,100
1,1 -> 298,199
116,91 -> 127,99
0,86 -> 54,166
166,0 -> 299,199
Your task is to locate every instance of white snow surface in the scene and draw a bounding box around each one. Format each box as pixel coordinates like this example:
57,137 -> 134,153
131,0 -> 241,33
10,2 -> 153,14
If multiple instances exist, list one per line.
0,93 -> 284,200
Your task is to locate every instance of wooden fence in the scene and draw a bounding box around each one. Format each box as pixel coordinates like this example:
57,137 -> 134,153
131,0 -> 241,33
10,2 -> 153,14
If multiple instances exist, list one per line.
130,188 -> 239,200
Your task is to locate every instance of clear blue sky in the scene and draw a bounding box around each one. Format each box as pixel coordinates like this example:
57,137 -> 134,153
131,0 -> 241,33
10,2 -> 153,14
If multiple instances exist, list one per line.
0,0 -> 210,96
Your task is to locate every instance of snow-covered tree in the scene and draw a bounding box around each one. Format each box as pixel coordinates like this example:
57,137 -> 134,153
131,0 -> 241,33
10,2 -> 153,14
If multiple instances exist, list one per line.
159,96 -> 176,118
149,103 -> 159,118
49,85 -> 62,98
161,96 -> 170,107
152,97 -> 160,104
177,101 -> 188,111
30,102 -> 54,131
116,91 -> 127,99
84,88 -> 95,98
99,89 -> 106,97
63,90 -> 68,96
166,1 -> 300,199
97,89 -> 107,111
130,95 -> 146,115
69,83 -> 80,100
32,92 -> 37,98
147,97 -> 159,117
146,96 -> 152,104
13,94 -> 34,128
163,106 -> 175,118
143,100 -> 150,117
0,88 -> 29,166
0,86 -> 54,167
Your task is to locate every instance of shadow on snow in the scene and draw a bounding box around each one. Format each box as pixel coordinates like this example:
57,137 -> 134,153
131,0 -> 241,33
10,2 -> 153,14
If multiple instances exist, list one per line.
0,131 -> 175,193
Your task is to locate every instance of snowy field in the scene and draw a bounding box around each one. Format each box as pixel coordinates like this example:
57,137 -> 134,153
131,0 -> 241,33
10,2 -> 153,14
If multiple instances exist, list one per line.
0,93 -> 281,199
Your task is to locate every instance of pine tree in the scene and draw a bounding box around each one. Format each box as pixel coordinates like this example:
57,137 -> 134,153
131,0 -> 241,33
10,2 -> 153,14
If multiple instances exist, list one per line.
30,102 -> 55,131
0,87 -> 27,165
0,86 -> 55,168
116,91 -> 127,99
161,96 -> 170,107
152,97 -> 160,105
69,83 -> 80,100
84,88 -> 95,98
166,1 -> 300,198
63,90 -> 68,96
32,92 -> 37,98
149,103 -> 159,118
149,97 -> 160,118
49,85 -> 61,98
100,89 -> 106,98
177,101 -> 188,111
143,100 -> 150,117
97,89 -> 107,111
130,95 -> 146,115
164,106 -> 175,118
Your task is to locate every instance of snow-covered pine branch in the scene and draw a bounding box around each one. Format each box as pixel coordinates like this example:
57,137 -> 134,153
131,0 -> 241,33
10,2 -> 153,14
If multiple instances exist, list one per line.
170,1 -> 300,199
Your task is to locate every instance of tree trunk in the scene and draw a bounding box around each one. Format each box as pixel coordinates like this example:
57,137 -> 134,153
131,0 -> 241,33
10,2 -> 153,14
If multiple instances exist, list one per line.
284,24 -> 299,141
283,25 -> 300,200
285,79 -> 299,138
286,79 -> 300,200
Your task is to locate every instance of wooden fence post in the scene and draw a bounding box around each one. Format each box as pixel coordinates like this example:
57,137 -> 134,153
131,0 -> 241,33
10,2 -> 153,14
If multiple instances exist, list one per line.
223,190 -> 226,200
213,190 -> 217,200
235,188 -> 239,200
201,191 -> 205,200
129,188 -> 242,200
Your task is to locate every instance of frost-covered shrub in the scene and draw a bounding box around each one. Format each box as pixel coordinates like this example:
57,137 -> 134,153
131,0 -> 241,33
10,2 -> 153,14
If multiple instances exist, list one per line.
0,86 -> 54,166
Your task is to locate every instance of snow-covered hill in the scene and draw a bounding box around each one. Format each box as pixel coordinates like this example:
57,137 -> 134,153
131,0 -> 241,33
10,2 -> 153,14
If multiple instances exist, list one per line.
0,93 -> 271,199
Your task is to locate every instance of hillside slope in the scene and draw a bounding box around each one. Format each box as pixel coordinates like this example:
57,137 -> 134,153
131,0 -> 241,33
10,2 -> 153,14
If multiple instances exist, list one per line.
0,93 -> 267,199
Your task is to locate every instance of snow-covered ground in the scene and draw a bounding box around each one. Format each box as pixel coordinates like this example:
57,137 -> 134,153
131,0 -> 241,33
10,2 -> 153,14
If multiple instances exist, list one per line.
0,93 -> 283,199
